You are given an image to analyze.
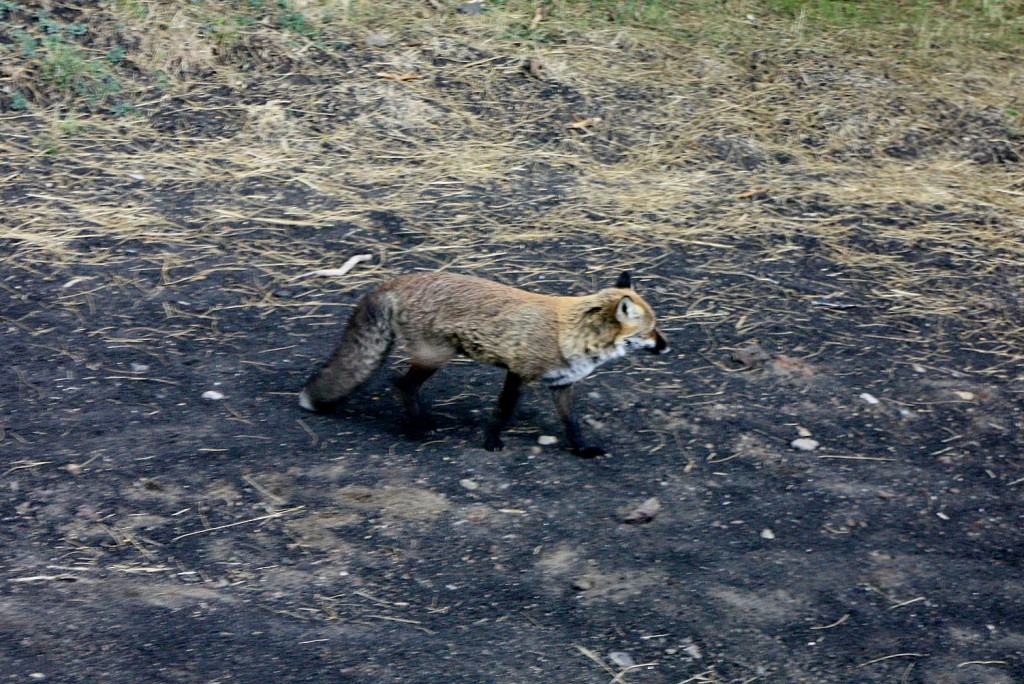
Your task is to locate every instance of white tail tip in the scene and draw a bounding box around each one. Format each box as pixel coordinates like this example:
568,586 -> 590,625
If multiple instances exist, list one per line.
298,389 -> 315,411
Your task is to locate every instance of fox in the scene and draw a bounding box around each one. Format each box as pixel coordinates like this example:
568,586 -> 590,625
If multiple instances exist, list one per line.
298,270 -> 669,457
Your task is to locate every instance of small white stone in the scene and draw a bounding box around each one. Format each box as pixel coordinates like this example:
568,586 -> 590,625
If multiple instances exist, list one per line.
622,497 -> 662,524
537,435 -> 558,446
859,392 -> 879,405
364,33 -> 392,47
459,479 -> 479,491
791,438 -> 819,452
131,362 -> 150,373
202,390 -> 225,401
760,528 -> 776,539
608,651 -> 635,668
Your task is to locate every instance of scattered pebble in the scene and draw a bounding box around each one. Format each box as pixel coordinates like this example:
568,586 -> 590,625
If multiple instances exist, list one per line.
859,392 -> 879,405
537,435 -> 558,446
456,1 -> 483,14
459,478 -> 479,491
681,638 -> 703,659
363,33 -> 393,47
791,438 -> 819,452
76,505 -> 100,520
608,651 -> 635,668
465,506 -> 489,522
796,425 -> 812,437
130,362 -> 150,373
760,528 -> 776,539
953,391 -> 975,401
765,354 -> 815,379
622,497 -> 661,524
571,576 -> 594,591
65,463 -> 83,476
202,390 -> 225,401
731,341 -> 771,368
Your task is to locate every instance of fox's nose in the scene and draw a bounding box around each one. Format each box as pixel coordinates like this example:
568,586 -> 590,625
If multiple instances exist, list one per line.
647,330 -> 670,355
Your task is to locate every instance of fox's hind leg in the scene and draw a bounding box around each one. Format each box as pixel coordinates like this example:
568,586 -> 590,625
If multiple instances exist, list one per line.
483,371 -> 523,451
394,362 -> 441,435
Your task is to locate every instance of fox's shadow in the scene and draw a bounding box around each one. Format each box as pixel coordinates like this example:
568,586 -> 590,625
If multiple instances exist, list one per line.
298,363 -> 545,447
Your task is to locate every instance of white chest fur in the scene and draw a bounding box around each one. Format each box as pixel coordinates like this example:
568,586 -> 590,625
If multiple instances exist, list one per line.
543,343 -> 628,387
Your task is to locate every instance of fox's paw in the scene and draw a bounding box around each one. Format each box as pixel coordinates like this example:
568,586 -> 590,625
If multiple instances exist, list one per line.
483,434 -> 504,451
298,390 -> 339,414
408,415 -> 438,436
572,445 -> 606,459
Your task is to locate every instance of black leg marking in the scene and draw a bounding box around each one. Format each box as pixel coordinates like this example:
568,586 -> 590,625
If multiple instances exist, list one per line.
394,364 -> 439,434
552,384 -> 606,458
484,372 -> 522,451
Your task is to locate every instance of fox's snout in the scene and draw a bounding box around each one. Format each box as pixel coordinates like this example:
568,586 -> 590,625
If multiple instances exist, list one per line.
646,330 -> 670,355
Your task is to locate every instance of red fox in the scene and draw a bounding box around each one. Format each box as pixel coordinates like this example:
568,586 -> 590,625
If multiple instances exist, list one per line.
299,271 -> 669,457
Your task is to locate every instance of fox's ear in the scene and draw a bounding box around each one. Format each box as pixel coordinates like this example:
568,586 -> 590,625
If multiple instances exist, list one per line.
614,271 -> 632,289
616,295 -> 641,322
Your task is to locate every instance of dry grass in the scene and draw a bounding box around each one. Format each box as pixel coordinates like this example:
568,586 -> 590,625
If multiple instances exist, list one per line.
1,0 -> 1023,380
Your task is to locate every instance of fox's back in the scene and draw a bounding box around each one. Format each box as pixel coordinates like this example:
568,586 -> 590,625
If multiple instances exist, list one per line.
380,273 -> 563,378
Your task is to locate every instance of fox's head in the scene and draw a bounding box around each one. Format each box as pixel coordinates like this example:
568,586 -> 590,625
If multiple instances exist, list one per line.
612,271 -> 670,355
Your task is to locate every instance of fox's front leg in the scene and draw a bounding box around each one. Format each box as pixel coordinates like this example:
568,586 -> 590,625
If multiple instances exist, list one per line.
394,363 -> 439,435
552,385 -> 606,458
484,371 -> 522,451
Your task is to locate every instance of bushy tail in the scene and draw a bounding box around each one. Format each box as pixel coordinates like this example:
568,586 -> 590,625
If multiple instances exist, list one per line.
299,290 -> 395,412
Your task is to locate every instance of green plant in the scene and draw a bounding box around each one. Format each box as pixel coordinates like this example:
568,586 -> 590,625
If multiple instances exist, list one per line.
105,44 -> 126,63
9,91 -> 29,110
278,0 -> 315,37
35,8 -> 64,34
106,0 -> 148,20
65,22 -> 88,37
0,0 -> 23,17
11,28 -> 39,57
40,38 -> 121,100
